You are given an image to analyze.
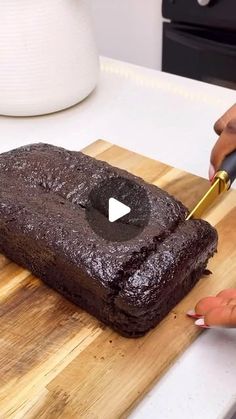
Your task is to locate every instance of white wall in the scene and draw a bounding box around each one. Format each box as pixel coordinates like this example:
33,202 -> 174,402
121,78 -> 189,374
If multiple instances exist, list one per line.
88,0 -> 163,70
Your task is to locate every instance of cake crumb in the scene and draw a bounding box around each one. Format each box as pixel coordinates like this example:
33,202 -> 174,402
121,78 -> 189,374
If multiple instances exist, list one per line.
71,312 -> 80,320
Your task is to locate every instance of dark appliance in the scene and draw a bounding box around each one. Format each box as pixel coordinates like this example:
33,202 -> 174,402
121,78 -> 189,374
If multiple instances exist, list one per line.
162,0 -> 236,89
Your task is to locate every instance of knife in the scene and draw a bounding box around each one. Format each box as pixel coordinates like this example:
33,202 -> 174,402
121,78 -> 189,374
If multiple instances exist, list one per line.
187,150 -> 236,220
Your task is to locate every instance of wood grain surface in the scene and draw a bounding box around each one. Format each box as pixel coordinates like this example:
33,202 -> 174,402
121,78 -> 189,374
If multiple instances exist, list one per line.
0,140 -> 235,419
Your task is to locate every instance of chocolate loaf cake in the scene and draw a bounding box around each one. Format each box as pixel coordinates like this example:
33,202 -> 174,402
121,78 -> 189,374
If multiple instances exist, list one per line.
0,144 -> 218,337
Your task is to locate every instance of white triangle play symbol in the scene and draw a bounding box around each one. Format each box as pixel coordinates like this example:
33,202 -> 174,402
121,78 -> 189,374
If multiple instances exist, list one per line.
108,197 -> 131,223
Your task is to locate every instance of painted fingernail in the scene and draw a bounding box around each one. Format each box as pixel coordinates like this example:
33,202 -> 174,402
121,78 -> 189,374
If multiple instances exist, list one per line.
195,318 -> 210,329
187,309 -> 202,319
209,163 -> 215,181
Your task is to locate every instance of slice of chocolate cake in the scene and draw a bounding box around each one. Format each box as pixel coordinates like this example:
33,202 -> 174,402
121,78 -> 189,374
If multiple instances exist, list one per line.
0,144 -> 218,337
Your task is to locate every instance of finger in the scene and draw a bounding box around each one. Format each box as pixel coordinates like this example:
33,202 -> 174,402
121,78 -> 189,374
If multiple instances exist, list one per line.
195,296 -> 226,316
216,288 -> 236,300
189,290 -> 236,319
204,305 -> 236,328
211,119 -> 236,170
214,104 -> 236,135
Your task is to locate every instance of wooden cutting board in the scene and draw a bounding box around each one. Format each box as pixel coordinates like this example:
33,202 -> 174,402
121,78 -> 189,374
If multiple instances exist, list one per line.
0,140 -> 236,419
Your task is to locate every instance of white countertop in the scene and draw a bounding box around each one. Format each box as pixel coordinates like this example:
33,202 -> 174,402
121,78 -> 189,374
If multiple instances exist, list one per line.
0,57 -> 236,419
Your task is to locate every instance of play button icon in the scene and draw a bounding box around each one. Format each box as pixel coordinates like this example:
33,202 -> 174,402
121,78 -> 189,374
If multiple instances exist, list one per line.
108,198 -> 131,222
86,176 -> 150,242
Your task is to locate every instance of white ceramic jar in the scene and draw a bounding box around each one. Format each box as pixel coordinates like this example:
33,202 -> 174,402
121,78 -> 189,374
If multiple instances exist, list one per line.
0,0 -> 99,116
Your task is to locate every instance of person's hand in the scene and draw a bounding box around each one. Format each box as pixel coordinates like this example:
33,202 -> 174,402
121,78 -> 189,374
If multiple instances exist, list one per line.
188,106 -> 236,329
187,289 -> 236,328
209,103 -> 236,180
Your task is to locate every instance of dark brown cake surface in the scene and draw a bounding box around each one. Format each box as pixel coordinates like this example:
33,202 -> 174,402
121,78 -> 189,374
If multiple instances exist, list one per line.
0,143 -> 218,336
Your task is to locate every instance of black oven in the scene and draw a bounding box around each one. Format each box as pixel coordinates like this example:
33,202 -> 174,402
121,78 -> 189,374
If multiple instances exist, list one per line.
162,0 -> 236,89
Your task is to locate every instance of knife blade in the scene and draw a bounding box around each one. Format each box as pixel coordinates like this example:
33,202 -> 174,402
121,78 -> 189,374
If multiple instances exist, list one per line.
187,150 -> 236,220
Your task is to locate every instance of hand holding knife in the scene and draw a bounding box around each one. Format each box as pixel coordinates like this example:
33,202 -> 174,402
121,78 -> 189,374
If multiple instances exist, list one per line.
187,150 -> 236,220
187,105 -> 236,330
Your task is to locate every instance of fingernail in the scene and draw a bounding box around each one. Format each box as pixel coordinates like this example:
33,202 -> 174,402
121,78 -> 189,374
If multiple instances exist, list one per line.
187,309 -> 202,319
195,319 -> 226,330
209,163 -> 215,181
195,318 -> 210,329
